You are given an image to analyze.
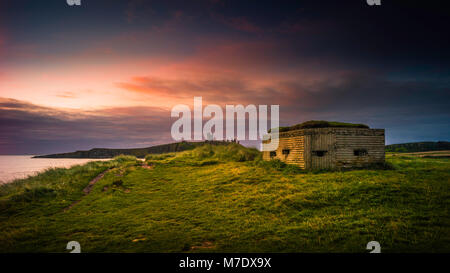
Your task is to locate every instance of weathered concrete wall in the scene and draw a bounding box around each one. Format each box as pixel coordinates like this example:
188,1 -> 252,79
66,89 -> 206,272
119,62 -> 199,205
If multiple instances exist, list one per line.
307,132 -> 335,170
263,128 -> 385,170
263,135 -> 306,168
334,128 -> 385,168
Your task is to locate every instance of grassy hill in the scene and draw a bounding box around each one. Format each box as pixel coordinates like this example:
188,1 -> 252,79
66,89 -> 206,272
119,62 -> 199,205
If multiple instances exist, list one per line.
1,144 -> 449,252
33,140 -> 229,158
386,141 -> 450,153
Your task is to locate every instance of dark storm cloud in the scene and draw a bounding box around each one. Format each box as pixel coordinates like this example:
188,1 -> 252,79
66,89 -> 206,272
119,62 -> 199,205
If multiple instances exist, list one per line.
2,0 -> 448,67
275,73 -> 450,144
0,0 -> 449,153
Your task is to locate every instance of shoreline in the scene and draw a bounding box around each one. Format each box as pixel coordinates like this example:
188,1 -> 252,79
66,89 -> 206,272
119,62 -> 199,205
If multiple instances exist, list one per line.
0,156 -> 111,185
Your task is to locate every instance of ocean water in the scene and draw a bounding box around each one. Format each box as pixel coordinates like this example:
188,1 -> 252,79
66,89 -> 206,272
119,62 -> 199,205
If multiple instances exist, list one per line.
0,155 -> 109,184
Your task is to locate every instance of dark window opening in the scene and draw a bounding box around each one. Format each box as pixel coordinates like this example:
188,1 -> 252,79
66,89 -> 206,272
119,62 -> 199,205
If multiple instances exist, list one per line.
312,150 -> 327,157
282,149 -> 290,155
270,151 -> 276,157
354,149 -> 368,156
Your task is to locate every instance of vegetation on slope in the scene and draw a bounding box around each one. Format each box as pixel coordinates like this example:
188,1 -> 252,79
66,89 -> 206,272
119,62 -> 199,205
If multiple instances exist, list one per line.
269,120 -> 369,133
0,145 -> 449,253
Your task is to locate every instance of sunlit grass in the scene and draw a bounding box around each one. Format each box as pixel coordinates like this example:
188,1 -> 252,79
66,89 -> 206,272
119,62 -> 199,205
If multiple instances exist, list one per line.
0,146 -> 449,252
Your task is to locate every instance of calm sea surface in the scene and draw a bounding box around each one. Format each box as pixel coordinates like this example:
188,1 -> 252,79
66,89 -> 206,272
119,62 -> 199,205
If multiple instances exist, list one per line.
0,155 -> 110,184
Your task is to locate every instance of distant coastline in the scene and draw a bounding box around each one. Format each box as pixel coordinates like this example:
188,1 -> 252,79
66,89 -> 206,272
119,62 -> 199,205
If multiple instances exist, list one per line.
385,141 -> 450,153
0,156 -> 109,184
33,141 -> 231,159
32,141 -> 450,159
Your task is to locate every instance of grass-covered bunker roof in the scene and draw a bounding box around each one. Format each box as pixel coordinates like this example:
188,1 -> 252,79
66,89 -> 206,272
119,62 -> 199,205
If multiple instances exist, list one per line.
269,120 -> 369,133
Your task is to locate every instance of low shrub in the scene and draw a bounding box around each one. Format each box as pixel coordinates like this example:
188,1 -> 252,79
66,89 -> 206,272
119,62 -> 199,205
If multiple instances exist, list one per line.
113,155 -> 138,163
188,143 -> 261,162
145,153 -> 175,162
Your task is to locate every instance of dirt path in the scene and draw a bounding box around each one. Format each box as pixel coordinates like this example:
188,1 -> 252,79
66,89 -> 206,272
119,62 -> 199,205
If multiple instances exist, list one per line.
63,162 -> 151,212
63,168 -> 112,212
82,170 -> 109,194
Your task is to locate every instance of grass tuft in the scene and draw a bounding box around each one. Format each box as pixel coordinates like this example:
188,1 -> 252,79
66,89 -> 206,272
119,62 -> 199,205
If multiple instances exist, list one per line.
269,120 -> 369,133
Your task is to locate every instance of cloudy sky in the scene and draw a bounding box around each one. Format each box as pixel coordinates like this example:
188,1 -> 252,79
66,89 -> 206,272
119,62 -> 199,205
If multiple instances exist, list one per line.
0,0 -> 449,154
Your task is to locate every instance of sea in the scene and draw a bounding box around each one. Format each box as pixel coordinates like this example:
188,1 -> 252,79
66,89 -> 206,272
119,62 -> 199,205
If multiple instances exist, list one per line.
0,155 -> 110,184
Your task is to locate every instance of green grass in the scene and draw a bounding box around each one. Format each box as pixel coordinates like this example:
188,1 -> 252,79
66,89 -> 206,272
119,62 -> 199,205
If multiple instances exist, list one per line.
0,146 -> 449,253
269,120 -> 369,133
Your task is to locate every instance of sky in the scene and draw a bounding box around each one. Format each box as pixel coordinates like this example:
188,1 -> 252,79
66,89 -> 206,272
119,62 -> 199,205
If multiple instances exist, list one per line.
0,0 -> 449,154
